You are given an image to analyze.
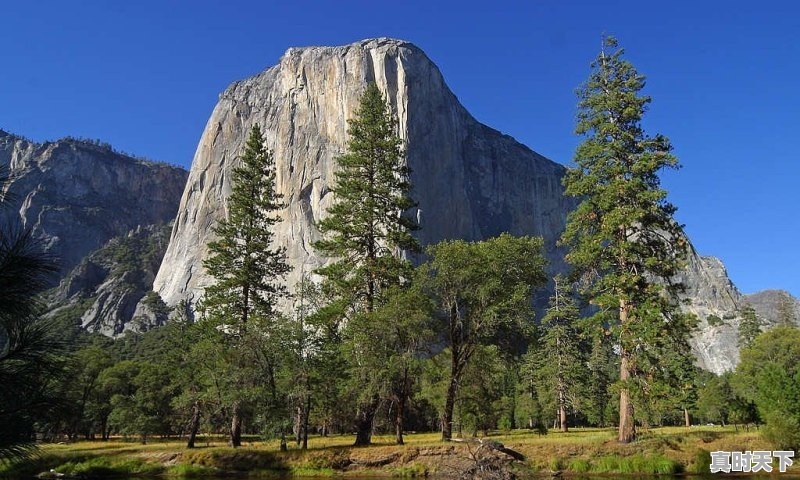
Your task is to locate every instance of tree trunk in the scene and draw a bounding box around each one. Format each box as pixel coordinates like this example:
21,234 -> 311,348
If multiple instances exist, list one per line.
618,351 -> 635,443
187,401 -> 201,448
684,408 -> 691,428
558,384 -> 568,432
442,372 -> 459,441
230,403 -> 242,447
302,396 -> 310,450
618,297 -> 635,443
354,395 -> 379,446
295,404 -> 302,446
395,396 -> 406,445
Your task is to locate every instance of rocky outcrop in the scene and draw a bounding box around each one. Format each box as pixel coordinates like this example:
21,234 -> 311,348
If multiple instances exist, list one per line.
154,38 -> 747,373
46,224 -> 173,336
677,253 -> 744,373
744,289 -> 800,327
0,131 -> 188,278
154,37 -> 573,310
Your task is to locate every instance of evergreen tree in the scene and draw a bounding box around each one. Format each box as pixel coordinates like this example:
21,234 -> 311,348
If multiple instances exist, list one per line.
561,36 -> 692,443
314,82 -> 419,446
584,330 -> 617,427
738,303 -> 762,348
0,166 -> 61,461
777,292 -> 797,326
201,124 -> 290,447
532,276 -> 587,432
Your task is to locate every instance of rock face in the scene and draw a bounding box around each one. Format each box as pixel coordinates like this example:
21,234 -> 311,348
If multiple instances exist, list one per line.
154,38 -> 573,308
677,252 -> 744,373
154,38 -> 746,373
46,224 -> 174,336
744,290 -> 800,326
0,131 -> 188,278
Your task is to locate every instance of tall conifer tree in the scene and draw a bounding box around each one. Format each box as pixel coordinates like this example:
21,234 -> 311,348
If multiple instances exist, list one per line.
532,276 -> 587,432
738,303 -> 762,348
202,124 -> 290,447
315,82 -> 419,446
777,293 -> 797,326
561,36 -> 692,443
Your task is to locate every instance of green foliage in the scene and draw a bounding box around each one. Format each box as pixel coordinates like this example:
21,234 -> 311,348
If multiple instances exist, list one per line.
561,35 -> 693,440
694,372 -> 732,425
420,233 -> 547,438
313,83 -> 420,444
315,82 -> 419,312
587,454 -> 681,474
706,314 -> 723,327
777,292 -> 797,326
526,276 -> 588,430
0,165 -> 62,461
198,124 -> 291,446
734,325 -> 800,448
108,362 -> 177,441
54,456 -> 162,477
568,458 -> 591,472
202,124 -> 290,325
583,332 -> 618,426
688,449 -> 712,474
737,303 -> 762,348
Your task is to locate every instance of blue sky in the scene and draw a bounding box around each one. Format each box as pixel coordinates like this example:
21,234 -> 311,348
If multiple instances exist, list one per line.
1,1 -> 797,296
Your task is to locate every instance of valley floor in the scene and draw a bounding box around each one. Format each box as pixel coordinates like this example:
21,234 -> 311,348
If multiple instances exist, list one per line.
2,426 -> 790,478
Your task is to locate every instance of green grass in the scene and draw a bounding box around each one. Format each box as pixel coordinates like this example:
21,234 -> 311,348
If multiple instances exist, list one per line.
54,457 -> 164,477
567,458 -> 591,472
165,464 -> 218,478
2,426 -> 783,478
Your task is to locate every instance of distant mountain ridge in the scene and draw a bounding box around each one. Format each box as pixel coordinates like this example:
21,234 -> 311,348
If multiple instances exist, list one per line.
0,130 -> 187,334
0,130 -> 187,277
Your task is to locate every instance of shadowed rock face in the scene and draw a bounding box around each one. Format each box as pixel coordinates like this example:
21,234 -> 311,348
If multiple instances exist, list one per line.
153,38 -> 747,373
46,224 -> 174,337
0,132 -> 188,278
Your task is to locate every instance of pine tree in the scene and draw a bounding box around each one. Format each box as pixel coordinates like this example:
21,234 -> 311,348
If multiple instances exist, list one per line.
0,166 -> 61,461
738,303 -> 762,348
777,293 -> 797,326
561,36 -> 692,443
533,276 -> 587,432
201,124 -> 290,447
314,82 -> 420,446
585,331 -> 616,427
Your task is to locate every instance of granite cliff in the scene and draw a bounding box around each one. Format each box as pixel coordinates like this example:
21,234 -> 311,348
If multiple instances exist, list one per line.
1,131 -> 187,333
0,131 -> 188,277
46,224 -> 173,336
154,37 -> 572,310
153,38 -> 749,373
744,289 -> 800,326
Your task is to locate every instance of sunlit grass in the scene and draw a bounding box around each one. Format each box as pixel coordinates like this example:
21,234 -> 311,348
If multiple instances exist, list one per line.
1,425 -> 785,478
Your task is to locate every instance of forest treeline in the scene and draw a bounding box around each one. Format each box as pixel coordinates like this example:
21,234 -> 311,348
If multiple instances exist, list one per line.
2,37 -> 800,463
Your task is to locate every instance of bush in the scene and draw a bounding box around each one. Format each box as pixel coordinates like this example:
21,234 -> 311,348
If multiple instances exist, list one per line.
763,412 -> 800,450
